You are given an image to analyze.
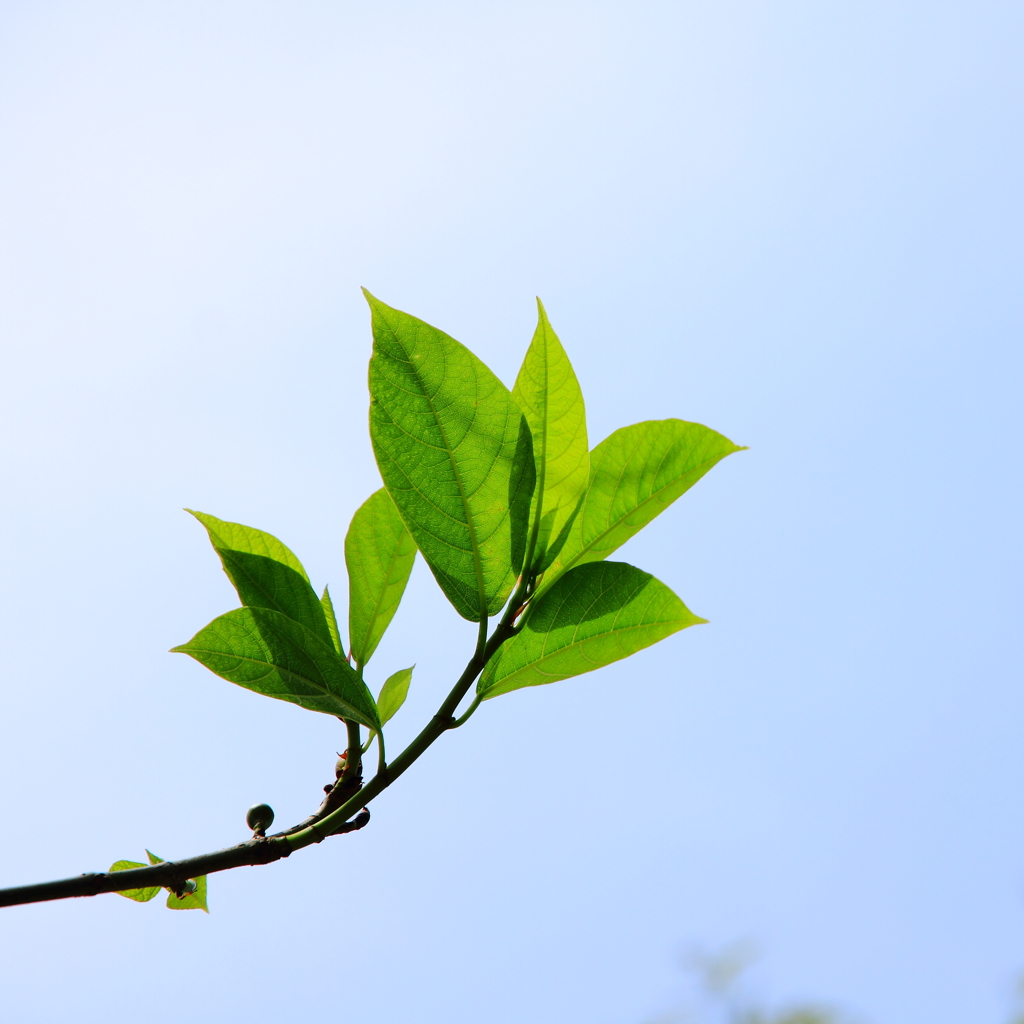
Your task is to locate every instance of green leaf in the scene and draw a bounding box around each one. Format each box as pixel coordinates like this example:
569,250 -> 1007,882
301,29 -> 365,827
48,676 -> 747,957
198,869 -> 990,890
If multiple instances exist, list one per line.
512,299 -> 589,574
376,666 -> 413,726
146,851 -> 209,913
186,510 -> 309,580
365,291 -> 535,621
321,585 -> 343,655
172,606 -> 381,730
345,488 -> 417,667
477,561 -> 705,700
188,510 -> 331,645
109,860 -> 160,902
165,874 -> 208,912
541,420 -> 745,594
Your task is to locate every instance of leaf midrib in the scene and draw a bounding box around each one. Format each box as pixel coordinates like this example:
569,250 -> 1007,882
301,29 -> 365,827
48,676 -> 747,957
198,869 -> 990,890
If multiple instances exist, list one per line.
487,619 -> 678,690
522,332 -> 551,573
187,641 -> 367,718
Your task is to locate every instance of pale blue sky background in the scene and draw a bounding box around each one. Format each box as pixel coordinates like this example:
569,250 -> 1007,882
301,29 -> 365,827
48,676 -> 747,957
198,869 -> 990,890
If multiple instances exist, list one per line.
0,2 -> 1021,1022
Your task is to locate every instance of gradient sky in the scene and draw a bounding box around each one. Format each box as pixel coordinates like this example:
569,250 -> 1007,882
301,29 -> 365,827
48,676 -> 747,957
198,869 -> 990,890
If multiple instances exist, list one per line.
1,2 -> 1022,1022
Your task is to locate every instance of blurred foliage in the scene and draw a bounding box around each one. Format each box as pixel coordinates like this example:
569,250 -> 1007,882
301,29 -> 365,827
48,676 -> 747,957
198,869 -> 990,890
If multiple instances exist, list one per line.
638,942 -> 853,1024
639,943 -> 1024,1024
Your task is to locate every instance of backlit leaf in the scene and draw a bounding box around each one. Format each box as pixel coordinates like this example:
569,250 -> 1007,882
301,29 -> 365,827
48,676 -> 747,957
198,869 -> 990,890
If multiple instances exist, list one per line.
146,851 -> 209,913
512,299 -> 589,574
366,291 -> 535,620
540,420 -> 744,596
376,666 -> 413,726
346,489 -> 416,667
188,510 -> 331,644
172,606 -> 380,729
165,874 -> 208,912
321,585 -> 343,655
186,510 -> 309,580
109,860 -> 160,902
477,561 -> 704,700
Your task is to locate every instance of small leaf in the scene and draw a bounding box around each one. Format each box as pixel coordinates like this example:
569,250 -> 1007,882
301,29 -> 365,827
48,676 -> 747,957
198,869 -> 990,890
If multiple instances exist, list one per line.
540,420 -> 744,596
346,489 -> 417,667
188,510 -> 331,644
146,851 -> 208,913
366,291 -> 535,621
376,666 -> 413,726
109,860 -> 160,902
165,874 -> 208,912
512,299 -> 590,574
321,585 -> 343,655
172,606 -> 381,729
477,561 -> 705,700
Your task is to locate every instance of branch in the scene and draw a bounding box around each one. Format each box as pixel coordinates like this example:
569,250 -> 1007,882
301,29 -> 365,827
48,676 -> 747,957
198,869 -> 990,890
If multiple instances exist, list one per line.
0,812 -> 372,910
0,586 -> 529,910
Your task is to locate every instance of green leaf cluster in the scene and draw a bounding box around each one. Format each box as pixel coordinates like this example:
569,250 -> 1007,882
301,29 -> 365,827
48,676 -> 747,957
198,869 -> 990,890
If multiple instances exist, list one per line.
173,291 -> 741,740
109,851 -> 208,912
364,294 -> 744,701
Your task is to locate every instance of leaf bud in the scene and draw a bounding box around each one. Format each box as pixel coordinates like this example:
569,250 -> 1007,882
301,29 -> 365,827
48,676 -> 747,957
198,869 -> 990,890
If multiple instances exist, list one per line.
245,803 -> 275,835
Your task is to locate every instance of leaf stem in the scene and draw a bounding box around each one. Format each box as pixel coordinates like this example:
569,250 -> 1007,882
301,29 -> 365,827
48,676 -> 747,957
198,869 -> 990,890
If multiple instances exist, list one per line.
450,695 -> 482,728
341,719 -> 362,784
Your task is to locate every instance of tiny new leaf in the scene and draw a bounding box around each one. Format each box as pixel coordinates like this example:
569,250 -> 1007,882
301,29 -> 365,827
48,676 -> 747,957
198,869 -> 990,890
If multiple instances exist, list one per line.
512,299 -> 589,574
477,561 -> 705,700
146,851 -> 209,912
188,510 -> 332,645
366,291 -> 535,621
540,419 -> 745,595
109,860 -> 160,903
321,584 -> 343,655
346,488 -> 417,667
376,666 -> 413,726
172,606 -> 380,730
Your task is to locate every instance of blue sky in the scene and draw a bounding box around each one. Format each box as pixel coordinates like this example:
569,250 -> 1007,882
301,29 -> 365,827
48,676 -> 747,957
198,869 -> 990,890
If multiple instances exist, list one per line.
0,2 -> 1021,1022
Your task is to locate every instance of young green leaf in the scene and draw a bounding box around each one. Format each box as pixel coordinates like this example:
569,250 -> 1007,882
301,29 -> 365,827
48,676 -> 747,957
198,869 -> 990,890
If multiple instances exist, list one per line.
172,606 -> 381,730
365,291 -> 535,621
188,511 -> 331,645
321,585 -> 343,655
109,860 -> 160,902
165,874 -> 208,912
146,851 -> 209,912
512,299 -> 589,574
540,420 -> 745,596
477,561 -> 705,700
346,488 -> 417,667
186,510 -> 309,580
376,666 -> 413,726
